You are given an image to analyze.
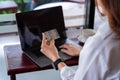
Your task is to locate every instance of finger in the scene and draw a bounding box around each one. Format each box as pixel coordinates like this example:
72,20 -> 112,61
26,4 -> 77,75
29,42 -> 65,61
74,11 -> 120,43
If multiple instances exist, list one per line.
40,48 -> 43,52
59,44 -> 69,49
61,49 -> 70,55
42,33 -> 46,42
41,33 -> 47,47
51,38 -> 55,45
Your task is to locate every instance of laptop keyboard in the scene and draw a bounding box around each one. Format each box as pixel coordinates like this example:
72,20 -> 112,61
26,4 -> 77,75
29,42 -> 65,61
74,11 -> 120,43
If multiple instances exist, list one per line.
58,51 -> 72,61
31,48 -> 72,60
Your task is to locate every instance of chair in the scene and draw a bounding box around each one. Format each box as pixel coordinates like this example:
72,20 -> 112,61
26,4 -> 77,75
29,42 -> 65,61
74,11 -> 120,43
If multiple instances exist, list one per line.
64,0 -> 85,4
0,1 -> 18,13
0,13 -> 18,35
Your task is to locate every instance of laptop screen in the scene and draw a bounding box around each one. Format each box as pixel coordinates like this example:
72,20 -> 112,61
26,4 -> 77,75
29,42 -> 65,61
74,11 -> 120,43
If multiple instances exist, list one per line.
16,6 -> 67,51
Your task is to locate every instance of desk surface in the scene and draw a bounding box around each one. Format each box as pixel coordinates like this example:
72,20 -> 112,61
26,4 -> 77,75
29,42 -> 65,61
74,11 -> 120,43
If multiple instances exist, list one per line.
4,38 -> 79,75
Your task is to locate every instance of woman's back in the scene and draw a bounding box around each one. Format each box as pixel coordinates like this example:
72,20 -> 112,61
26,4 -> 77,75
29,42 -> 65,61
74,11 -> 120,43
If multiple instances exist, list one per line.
74,18 -> 120,80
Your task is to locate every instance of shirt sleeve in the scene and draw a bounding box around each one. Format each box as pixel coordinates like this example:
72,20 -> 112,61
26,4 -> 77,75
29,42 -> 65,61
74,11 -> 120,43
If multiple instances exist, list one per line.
60,66 -> 75,80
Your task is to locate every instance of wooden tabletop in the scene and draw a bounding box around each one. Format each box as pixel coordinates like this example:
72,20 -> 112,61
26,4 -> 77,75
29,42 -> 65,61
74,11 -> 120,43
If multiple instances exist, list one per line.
4,43 -> 79,75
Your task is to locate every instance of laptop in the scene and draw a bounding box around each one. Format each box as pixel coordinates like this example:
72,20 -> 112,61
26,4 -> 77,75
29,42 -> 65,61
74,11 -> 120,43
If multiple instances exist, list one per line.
16,6 -> 79,67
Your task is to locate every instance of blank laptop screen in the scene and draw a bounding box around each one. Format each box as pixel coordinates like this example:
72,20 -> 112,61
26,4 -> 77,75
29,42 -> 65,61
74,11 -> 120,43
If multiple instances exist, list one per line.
16,6 -> 67,51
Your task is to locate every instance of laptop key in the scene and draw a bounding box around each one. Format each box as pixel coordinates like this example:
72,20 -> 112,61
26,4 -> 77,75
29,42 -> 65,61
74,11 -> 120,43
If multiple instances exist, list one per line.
58,51 -> 72,61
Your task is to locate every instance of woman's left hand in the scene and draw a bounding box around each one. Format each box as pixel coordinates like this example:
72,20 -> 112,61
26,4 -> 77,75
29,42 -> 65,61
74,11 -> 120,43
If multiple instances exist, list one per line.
40,33 -> 60,62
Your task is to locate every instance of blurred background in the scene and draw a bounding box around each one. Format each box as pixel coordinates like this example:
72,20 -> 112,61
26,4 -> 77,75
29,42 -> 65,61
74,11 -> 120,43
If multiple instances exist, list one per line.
0,0 -> 102,80
0,0 -> 85,13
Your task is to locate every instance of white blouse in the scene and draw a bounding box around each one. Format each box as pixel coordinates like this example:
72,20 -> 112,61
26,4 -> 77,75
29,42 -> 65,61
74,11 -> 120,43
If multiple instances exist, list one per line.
60,18 -> 120,80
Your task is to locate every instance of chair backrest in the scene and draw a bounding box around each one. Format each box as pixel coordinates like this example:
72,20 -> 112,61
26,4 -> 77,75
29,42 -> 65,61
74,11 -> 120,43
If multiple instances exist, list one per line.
0,1 -> 18,13
0,13 -> 18,35
64,0 -> 85,4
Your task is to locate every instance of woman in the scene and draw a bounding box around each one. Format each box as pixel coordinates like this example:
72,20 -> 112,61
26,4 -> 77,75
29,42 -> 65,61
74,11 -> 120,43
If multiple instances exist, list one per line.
40,0 -> 120,80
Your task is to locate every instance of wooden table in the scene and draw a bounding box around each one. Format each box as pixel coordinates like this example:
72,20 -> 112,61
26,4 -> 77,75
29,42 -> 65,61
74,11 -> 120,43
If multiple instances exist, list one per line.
4,38 -> 79,80
0,1 -> 18,13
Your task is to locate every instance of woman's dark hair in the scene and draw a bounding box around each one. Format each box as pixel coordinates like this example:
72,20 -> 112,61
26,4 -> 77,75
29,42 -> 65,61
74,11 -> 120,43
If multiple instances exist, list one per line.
96,0 -> 120,36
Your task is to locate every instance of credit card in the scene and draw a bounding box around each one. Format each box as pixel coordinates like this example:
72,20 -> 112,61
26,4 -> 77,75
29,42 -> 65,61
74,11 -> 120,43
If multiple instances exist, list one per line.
44,29 -> 60,41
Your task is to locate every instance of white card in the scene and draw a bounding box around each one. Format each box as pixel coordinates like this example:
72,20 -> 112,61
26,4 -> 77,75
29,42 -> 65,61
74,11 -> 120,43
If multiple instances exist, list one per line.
44,29 -> 60,41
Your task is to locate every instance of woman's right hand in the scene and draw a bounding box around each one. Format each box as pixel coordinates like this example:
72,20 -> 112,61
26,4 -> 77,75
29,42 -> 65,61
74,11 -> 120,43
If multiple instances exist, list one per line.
59,44 -> 80,56
40,33 -> 60,62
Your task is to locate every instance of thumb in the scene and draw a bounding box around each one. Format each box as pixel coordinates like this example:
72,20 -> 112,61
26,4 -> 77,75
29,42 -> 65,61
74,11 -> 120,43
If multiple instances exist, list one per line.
61,49 -> 69,54
50,38 -> 55,45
